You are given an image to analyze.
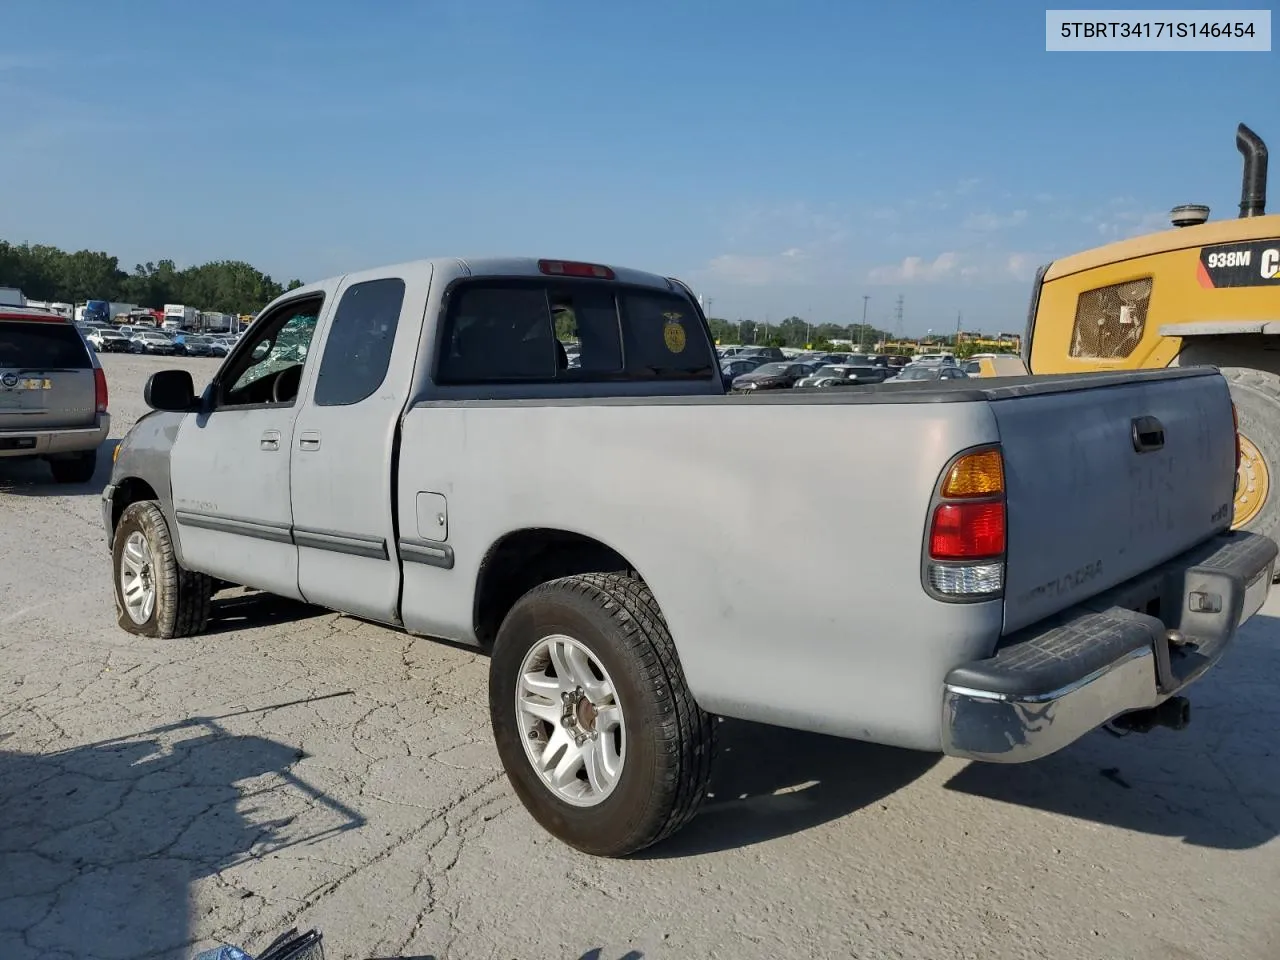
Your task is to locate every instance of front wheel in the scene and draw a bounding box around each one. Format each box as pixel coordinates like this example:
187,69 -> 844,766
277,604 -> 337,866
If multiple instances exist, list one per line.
112,501 -> 213,638
489,573 -> 715,857
1222,368 -> 1280,548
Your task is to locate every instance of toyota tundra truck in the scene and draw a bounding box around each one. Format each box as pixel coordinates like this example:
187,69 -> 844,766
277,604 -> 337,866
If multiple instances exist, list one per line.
102,256 -> 1276,857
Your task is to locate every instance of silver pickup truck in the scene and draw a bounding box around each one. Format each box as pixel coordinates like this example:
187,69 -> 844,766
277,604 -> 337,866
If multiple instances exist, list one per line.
103,256 -> 1277,857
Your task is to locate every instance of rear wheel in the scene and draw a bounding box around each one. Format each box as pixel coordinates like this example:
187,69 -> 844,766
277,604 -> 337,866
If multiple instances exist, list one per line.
489,573 -> 715,857
112,501 -> 213,638
49,450 -> 97,484
1222,367 -> 1280,555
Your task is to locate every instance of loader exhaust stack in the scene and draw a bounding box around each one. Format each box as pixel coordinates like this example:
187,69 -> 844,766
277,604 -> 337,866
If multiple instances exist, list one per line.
1237,122 -> 1268,218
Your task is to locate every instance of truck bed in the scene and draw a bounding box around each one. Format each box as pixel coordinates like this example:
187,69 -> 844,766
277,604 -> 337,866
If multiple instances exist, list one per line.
395,365 -> 1231,751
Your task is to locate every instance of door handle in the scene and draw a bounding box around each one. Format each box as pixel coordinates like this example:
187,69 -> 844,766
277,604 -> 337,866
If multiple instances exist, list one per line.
1131,415 -> 1165,453
260,429 -> 281,451
298,430 -> 321,451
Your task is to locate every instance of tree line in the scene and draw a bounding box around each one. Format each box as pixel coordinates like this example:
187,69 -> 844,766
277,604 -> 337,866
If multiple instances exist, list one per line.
0,239 -> 304,315
706,315 -> 890,351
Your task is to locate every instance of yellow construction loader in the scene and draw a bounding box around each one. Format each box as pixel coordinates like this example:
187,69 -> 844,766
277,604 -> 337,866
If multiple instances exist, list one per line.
1023,121 -> 1279,545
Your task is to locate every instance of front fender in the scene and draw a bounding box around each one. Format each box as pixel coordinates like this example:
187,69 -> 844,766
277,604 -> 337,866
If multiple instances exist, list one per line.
107,411 -> 189,564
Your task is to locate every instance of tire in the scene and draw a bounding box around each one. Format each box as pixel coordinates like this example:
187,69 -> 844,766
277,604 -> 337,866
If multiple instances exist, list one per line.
1222,368 -> 1280,560
489,573 -> 715,857
111,501 -> 213,638
49,450 -> 97,484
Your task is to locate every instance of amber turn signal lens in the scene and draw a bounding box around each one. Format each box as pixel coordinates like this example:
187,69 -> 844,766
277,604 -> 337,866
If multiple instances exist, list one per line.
941,449 -> 1004,498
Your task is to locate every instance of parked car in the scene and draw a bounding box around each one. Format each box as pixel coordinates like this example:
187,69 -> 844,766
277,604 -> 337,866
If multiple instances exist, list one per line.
86,327 -> 133,353
885,364 -> 971,385
720,356 -> 768,381
129,331 -> 176,355
0,306 -> 108,483
912,352 -> 957,366
172,333 -> 213,357
964,355 -> 1029,378
104,254 -> 1275,860
730,360 -> 812,391
796,364 -> 890,388
731,345 -> 787,362
205,337 -> 234,357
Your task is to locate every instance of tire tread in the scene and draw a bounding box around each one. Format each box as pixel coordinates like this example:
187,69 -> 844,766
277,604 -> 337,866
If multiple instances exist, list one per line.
115,501 -> 213,639
503,572 -> 716,854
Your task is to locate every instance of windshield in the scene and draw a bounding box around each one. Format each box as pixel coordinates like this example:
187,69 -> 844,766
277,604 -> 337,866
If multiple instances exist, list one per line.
813,365 -> 843,378
897,366 -> 939,380
752,362 -> 789,376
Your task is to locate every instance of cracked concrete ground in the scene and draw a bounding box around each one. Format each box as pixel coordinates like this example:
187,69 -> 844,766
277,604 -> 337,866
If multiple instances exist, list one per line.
1,353 -> 1278,960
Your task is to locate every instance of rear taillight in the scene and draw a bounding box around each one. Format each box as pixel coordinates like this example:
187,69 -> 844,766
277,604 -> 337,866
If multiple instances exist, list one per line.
94,367 -> 108,414
925,446 -> 1006,600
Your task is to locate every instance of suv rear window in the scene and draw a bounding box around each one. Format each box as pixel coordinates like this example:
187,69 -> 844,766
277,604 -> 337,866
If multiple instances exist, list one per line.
436,281 -> 713,384
0,321 -> 92,369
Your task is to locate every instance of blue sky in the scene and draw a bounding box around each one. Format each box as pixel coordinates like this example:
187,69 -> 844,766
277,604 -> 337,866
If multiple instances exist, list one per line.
1,1 -> 1274,334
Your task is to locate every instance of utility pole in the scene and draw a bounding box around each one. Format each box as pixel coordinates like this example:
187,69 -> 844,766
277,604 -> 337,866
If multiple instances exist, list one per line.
860,295 -> 870,350
955,310 -> 963,350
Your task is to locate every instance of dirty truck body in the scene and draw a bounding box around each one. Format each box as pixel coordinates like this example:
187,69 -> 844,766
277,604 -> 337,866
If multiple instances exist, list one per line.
105,256 -> 1275,856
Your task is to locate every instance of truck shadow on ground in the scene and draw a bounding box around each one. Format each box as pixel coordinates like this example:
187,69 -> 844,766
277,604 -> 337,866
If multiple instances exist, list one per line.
0,702 -> 364,960
943,614 -> 1280,851
635,718 -> 939,859
206,589 -> 328,635
0,439 -> 118,497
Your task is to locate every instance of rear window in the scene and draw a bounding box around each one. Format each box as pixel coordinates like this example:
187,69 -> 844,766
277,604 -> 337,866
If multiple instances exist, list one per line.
0,321 -> 91,369
436,281 -> 713,384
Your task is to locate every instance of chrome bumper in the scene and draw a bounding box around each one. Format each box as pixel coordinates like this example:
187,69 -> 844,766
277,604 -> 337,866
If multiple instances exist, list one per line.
942,529 -> 1277,763
0,416 -> 110,458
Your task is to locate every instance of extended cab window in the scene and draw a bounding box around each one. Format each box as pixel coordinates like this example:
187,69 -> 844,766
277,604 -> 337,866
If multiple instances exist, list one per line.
220,296 -> 323,407
436,281 -> 710,384
617,291 -> 714,379
313,278 -> 405,406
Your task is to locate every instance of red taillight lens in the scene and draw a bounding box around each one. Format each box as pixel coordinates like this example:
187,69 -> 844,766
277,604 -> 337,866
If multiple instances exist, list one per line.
94,367 -> 108,413
537,259 -> 615,280
929,501 -> 1005,560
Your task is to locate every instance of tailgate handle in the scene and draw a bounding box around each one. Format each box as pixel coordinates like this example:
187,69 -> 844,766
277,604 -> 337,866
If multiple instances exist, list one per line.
1131,416 -> 1165,453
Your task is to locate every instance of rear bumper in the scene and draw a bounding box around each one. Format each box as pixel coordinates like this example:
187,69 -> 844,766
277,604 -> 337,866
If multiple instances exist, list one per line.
942,529 -> 1278,763
0,416 -> 110,458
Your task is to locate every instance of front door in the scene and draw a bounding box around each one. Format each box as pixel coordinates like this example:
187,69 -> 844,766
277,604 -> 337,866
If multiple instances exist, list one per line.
169,289 -> 334,598
289,265 -> 431,624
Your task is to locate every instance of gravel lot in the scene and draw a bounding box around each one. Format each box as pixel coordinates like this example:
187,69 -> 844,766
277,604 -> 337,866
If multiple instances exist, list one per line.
2,353 -> 1279,960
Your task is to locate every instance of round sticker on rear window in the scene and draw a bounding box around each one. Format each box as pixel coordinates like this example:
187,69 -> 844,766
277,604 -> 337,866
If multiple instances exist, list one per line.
662,313 -> 687,353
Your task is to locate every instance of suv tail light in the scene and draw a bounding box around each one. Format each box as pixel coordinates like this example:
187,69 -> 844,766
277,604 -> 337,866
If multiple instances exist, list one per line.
925,446 -> 1006,600
94,367 -> 109,414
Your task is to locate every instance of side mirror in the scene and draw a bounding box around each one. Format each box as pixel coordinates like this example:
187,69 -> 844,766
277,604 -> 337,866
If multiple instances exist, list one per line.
144,370 -> 196,411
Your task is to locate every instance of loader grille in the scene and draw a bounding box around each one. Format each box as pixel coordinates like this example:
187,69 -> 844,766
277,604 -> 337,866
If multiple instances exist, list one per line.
1068,277 -> 1153,359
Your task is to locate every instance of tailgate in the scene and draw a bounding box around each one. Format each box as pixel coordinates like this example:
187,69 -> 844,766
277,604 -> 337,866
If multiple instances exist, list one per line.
0,319 -> 97,430
993,368 -> 1237,633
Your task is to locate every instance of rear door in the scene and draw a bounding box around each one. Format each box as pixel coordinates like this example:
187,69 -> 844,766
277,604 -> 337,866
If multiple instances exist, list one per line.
0,314 -> 96,430
995,369 -> 1237,632
288,264 -> 432,624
